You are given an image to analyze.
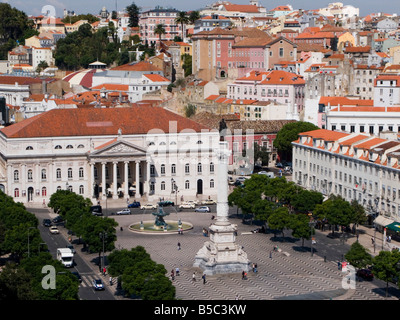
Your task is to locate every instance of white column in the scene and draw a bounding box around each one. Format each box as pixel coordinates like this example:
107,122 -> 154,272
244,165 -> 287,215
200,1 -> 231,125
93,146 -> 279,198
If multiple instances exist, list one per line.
216,141 -> 230,225
102,162 -> 106,200
113,161 -> 118,199
135,160 -> 140,199
90,162 -> 95,198
124,161 -> 129,199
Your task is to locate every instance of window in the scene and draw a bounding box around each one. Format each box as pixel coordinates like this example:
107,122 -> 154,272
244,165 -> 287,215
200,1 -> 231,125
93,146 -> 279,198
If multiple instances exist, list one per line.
41,169 -> 47,180
26,146 -> 33,150
185,163 -> 190,174
161,181 -> 166,191
171,164 -> 176,175
79,167 -> 84,179
77,144 -> 85,148
14,188 -> 19,197
161,164 -> 165,175
56,168 -> 61,180
27,169 -> 33,181
197,163 -> 202,173
279,47 -> 284,57
210,162 -> 214,173
55,145 -> 62,149
42,187 -> 47,197
68,168 -> 73,179
66,145 -> 73,149
185,180 -> 190,189
14,170 -> 19,182
79,185 -> 84,195
210,179 -> 215,188
150,165 -> 155,175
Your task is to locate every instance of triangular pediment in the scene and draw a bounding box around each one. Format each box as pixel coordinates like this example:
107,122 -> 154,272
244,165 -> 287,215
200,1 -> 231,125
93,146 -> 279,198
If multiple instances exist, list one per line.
90,139 -> 147,157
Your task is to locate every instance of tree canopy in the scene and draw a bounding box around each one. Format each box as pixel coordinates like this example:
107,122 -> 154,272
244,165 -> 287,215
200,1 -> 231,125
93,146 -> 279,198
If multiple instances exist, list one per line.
126,2 -> 140,27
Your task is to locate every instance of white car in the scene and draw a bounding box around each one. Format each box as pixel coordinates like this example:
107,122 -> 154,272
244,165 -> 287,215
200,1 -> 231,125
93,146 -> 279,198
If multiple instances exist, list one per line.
236,176 -> 247,182
49,226 -> 59,234
141,203 -> 157,210
202,199 -> 216,205
116,208 -> 131,215
179,202 -> 195,209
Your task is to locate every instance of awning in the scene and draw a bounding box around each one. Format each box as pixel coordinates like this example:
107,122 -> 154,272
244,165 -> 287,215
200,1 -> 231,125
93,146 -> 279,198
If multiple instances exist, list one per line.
374,215 -> 394,227
385,221 -> 400,232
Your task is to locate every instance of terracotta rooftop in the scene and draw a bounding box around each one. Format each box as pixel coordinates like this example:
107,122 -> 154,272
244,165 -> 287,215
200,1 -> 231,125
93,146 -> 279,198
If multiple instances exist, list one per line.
110,61 -> 162,72
0,106 -> 209,139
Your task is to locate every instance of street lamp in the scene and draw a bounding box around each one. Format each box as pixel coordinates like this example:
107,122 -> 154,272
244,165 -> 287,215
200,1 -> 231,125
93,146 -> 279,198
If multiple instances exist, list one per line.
99,231 -> 108,273
171,178 -> 178,205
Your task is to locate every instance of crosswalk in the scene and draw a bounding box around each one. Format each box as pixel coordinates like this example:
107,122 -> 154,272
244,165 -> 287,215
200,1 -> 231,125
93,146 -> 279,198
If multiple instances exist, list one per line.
79,273 -> 117,288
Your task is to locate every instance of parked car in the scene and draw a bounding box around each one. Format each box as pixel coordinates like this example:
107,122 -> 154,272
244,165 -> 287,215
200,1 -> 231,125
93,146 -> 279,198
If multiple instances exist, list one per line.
275,162 -> 283,168
202,199 -> 216,205
195,206 -> 210,213
258,171 -> 269,175
52,216 -> 63,224
116,208 -> 131,215
236,176 -> 247,183
93,279 -> 104,290
71,271 -> 82,283
356,269 -> 374,281
228,176 -> 235,185
42,219 -> 52,227
179,202 -> 195,209
92,211 -> 103,216
49,226 -> 59,234
159,200 -> 174,206
127,201 -> 141,208
141,203 -> 157,210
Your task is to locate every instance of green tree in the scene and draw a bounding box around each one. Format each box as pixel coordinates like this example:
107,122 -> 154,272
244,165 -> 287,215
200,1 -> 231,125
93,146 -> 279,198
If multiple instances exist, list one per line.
154,24 -> 166,42
181,53 -> 192,77
252,142 -> 270,167
372,250 -> 400,297
184,104 -> 196,118
189,11 -> 200,24
273,121 -> 319,160
344,242 -> 372,272
289,214 -> 314,247
267,207 -> 291,238
0,262 -> 37,300
126,2 -> 140,27
36,60 -> 49,73
175,11 -> 189,40
290,189 -> 323,214
62,14 -> 99,25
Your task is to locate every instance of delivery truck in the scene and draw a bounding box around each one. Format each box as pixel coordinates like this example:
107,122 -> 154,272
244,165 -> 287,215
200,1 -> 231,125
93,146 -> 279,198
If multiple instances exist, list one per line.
57,248 -> 74,267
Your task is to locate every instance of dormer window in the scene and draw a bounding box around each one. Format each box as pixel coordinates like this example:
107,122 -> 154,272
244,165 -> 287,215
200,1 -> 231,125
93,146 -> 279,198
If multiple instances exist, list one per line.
26,146 -> 33,150
55,145 -> 62,149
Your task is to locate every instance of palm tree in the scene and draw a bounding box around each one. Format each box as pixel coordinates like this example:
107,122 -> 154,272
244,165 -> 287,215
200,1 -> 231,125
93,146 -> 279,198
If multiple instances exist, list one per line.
154,23 -> 166,43
175,11 -> 189,41
189,11 -> 200,24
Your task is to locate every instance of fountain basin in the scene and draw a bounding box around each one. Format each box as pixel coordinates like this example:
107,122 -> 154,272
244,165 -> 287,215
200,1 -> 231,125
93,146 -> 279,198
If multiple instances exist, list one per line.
129,220 -> 193,234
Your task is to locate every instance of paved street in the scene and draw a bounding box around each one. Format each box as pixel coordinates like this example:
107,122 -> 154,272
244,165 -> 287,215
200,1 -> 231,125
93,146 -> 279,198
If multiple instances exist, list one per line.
28,199 -> 400,301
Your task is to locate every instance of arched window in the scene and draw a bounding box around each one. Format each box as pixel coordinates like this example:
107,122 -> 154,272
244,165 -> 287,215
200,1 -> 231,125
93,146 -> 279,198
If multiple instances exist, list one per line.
41,169 -> 47,180
27,169 -> 33,181
56,168 -> 61,180
55,145 -> 62,149
14,170 -> 19,182
79,167 -> 84,179
197,163 -> 202,173
185,180 -> 190,189
161,164 -> 165,175
77,144 -> 85,149
210,162 -> 215,173
171,164 -> 176,175
79,185 -> 84,195
185,163 -> 190,174
159,141 -> 166,146
150,165 -> 155,175
57,186 -> 62,191
66,145 -> 73,149
210,179 -> 215,188
67,185 -> 73,192
68,168 -> 73,179
26,146 -> 33,150
148,141 -> 155,146
42,187 -> 47,196
14,188 -> 19,197
161,181 -> 166,190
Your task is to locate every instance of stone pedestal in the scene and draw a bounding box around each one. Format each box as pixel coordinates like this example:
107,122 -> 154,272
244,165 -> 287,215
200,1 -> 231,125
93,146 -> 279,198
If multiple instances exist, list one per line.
194,140 -> 250,275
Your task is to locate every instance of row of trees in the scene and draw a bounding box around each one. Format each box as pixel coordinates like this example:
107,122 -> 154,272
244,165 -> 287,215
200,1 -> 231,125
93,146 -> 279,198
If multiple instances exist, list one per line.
47,190 -> 175,300
0,191 -> 79,300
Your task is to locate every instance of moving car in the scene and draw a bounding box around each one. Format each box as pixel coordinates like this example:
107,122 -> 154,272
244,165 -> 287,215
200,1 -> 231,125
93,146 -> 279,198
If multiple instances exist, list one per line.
93,279 -> 104,290
356,269 -> 374,281
49,226 -> 59,234
116,208 -> 131,215
42,219 -> 52,227
179,202 -> 195,209
127,201 -> 141,208
90,205 -> 102,216
52,216 -> 63,224
195,206 -> 210,213
141,203 -> 157,210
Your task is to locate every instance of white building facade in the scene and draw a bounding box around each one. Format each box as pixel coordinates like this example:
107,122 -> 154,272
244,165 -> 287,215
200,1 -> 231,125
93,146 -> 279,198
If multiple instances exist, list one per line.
0,107 -> 220,205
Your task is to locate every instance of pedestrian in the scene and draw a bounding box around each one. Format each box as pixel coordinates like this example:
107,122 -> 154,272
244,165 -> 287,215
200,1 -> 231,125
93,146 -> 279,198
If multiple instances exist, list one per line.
269,251 -> 272,259
242,270 -> 245,280
371,237 -> 375,245
171,269 -> 175,281
109,276 -> 113,285
192,272 -> 196,282
235,294 -> 239,300
254,263 -> 258,273
252,263 -> 255,272
202,273 -> 206,284
120,226 -> 123,231
177,242 -> 181,250
103,267 -> 106,276
175,267 -> 180,276
388,235 -> 391,243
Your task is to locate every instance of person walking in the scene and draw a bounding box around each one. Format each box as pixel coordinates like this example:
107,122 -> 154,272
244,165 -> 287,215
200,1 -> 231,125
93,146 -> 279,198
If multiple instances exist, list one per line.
254,263 -> 258,273
177,242 -> 181,250
192,272 -> 196,282
171,269 -> 175,281
202,273 -> 206,284
175,267 -> 180,276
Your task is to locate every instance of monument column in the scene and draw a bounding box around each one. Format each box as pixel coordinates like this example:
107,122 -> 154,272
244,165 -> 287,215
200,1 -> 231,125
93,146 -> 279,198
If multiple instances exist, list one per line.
135,160 -> 141,198
113,161 -> 118,199
101,162 -> 106,200
124,161 -> 129,199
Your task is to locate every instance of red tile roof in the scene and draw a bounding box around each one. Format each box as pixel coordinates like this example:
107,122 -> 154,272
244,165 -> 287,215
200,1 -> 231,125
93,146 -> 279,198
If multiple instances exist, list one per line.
0,106 -> 209,138
110,61 -> 162,72
298,129 -> 349,141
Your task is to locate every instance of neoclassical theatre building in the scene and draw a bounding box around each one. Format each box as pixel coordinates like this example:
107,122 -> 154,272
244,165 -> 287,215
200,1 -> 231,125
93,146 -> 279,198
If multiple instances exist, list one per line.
0,106 -> 220,204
